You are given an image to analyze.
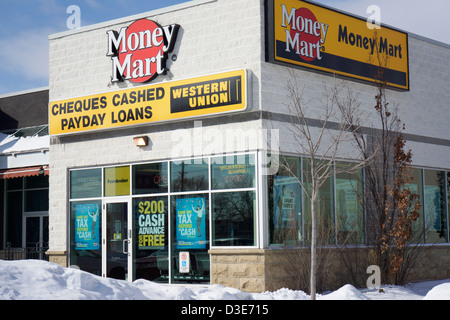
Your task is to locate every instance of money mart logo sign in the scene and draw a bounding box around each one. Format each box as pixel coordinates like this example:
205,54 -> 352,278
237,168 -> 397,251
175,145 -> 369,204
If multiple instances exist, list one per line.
281,4 -> 329,62
106,19 -> 180,83
267,0 -> 409,90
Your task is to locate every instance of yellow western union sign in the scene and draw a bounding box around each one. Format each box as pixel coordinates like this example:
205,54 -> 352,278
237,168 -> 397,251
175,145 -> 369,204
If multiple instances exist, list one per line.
49,69 -> 247,135
267,0 -> 409,90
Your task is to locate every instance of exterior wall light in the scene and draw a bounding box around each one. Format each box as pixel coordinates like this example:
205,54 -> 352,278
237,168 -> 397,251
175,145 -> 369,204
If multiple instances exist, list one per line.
133,136 -> 148,147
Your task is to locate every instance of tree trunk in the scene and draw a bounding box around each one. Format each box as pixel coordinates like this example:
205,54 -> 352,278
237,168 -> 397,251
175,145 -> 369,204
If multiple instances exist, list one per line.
310,180 -> 317,300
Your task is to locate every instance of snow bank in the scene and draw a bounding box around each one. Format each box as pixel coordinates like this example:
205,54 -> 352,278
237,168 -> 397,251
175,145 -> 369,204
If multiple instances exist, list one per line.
320,284 -> 369,300
0,260 -> 449,300
0,260 -> 146,300
423,283 -> 450,300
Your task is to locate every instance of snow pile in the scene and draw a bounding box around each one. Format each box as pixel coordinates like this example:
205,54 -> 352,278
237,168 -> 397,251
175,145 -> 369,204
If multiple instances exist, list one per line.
0,260 -> 449,300
0,260 -> 146,300
423,283 -> 450,300
319,284 -> 369,300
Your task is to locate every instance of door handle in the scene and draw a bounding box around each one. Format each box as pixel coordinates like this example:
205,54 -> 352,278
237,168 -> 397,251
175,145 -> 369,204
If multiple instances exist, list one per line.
122,239 -> 130,255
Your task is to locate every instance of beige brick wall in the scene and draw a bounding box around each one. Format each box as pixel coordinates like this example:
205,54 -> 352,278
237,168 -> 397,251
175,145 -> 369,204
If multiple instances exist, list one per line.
210,249 -> 266,292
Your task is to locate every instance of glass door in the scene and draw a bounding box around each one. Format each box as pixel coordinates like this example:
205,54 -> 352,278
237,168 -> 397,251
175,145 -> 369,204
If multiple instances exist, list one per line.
24,215 -> 49,260
103,200 -> 132,280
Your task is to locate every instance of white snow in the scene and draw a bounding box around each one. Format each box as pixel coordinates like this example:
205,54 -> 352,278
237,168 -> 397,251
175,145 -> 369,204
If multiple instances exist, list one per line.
0,133 -> 49,154
0,260 -> 448,300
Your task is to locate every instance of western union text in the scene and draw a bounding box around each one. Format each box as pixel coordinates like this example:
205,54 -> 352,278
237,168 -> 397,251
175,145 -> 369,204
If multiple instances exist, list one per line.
171,81 -> 229,108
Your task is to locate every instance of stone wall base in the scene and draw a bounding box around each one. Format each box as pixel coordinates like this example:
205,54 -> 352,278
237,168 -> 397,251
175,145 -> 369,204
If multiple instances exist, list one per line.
210,246 -> 450,293
46,251 -> 68,267
209,249 -> 266,292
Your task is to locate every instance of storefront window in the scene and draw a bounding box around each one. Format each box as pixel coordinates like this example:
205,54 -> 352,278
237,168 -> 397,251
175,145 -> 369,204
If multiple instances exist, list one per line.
171,194 -> 209,284
266,158 -> 450,247
25,217 -> 40,249
6,191 -> 22,247
211,154 -> 255,189
25,189 -> 49,212
133,162 -> 168,194
133,196 -> 168,283
6,177 -> 22,190
25,175 -> 49,189
268,156 -> 302,245
4,175 -> 49,249
424,170 -> 447,243
212,191 -> 256,246
401,168 -> 424,242
336,164 -> 364,245
70,168 -> 102,199
0,182 -> 3,249
170,158 -> 208,192
69,200 -> 102,275
67,152 -> 257,284
303,160 -> 335,245
104,166 -> 130,197
447,171 -> 450,241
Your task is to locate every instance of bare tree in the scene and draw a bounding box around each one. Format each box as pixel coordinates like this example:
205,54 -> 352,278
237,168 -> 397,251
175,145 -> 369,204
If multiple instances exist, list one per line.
274,71 -> 372,299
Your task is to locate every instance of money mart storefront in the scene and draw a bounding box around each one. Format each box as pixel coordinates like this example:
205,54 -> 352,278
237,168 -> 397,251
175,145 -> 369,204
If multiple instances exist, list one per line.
47,0 -> 450,292
47,0 -> 266,290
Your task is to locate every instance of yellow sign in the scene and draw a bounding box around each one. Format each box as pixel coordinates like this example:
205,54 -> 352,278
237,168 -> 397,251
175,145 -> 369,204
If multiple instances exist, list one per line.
104,166 -> 130,197
267,0 -> 409,90
49,69 -> 247,135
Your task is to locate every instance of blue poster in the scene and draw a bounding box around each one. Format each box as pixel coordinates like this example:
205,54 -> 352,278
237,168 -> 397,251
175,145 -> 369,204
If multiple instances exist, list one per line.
273,176 -> 301,229
176,197 -> 206,249
75,204 -> 100,250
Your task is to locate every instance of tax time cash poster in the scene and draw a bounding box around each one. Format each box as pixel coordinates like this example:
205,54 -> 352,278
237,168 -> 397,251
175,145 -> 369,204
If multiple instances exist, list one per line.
75,204 -> 100,250
176,197 -> 206,249
273,176 -> 300,229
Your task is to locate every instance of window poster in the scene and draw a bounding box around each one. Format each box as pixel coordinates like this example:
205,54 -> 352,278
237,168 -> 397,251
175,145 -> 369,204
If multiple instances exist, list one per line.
425,185 -> 441,231
273,176 -> 300,230
104,166 -> 130,197
176,197 -> 206,249
75,204 -> 100,250
211,154 -> 255,190
136,199 -> 166,250
336,179 -> 358,231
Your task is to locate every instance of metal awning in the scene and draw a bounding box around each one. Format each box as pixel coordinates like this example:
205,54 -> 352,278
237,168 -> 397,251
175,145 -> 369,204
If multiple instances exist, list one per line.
0,165 -> 49,179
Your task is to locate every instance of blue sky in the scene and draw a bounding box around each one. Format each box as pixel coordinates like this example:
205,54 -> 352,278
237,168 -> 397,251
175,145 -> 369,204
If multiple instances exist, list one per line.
0,0 -> 449,95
